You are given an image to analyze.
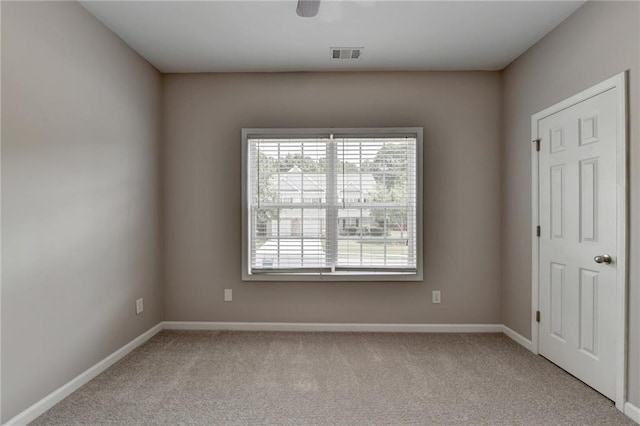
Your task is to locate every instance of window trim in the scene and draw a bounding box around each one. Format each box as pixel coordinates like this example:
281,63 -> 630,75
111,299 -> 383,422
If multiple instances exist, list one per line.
241,127 -> 424,282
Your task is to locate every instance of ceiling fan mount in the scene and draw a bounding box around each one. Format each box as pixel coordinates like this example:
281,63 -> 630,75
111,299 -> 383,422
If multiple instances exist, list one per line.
297,0 -> 321,18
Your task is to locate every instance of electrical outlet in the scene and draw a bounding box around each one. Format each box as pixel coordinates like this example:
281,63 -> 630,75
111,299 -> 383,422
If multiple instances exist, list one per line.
136,298 -> 144,315
224,289 -> 233,302
432,291 -> 441,304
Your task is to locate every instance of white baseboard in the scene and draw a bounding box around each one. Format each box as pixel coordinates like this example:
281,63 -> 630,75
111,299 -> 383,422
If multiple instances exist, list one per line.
625,402 -> 640,424
162,321 -> 504,333
502,325 -> 535,352
4,323 -> 163,426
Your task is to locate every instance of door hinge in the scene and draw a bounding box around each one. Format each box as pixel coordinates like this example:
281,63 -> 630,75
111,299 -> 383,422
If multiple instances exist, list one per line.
536,226 -> 541,237
533,138 -> 541,152
536,311 -> 541,322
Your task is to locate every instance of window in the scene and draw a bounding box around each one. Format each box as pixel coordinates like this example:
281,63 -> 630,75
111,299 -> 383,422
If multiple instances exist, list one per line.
242,128 -> 423,281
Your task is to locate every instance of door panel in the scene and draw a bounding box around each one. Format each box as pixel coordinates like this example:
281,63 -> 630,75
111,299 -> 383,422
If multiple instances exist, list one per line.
579,268 -> 599,357
550,164 -> 565,240
538,88 -> 618,400
579,158 -> 599,243
550,262 -> 566,341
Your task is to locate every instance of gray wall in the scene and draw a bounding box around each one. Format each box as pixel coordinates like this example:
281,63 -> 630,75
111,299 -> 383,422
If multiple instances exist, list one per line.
500,1 -> 639,406
163,72 -> 502,325
1,1 -> 163,421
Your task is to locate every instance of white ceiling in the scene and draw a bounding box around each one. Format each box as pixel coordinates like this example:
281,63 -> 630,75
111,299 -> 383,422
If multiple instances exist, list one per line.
80,1 -> 585,73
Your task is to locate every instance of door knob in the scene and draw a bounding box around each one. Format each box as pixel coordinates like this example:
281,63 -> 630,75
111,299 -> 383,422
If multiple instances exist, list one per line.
594,254 -> 613,265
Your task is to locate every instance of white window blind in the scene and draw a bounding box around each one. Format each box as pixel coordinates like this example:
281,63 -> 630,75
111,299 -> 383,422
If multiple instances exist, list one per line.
244,129 -> 421,278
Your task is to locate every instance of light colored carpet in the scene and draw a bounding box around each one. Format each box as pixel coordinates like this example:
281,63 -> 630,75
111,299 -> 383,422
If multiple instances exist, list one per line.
33,331 -> 632,425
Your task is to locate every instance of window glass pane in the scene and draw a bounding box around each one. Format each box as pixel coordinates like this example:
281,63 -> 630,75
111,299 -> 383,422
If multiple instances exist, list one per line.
247,131 -> 418,276
252,138 -> 327,206
252,207 -> 328,269
335,137 -> 415,206
336,207 -> 413,268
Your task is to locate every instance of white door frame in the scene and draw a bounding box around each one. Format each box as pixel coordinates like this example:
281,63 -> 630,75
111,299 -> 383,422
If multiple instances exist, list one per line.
531,72 -> 628,410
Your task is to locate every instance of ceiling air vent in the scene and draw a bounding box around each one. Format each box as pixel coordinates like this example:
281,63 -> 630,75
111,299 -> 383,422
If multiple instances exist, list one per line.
331,47 -> 363,60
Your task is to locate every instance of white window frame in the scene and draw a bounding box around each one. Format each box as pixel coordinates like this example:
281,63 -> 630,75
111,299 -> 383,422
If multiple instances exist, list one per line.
241,127 -> 424,281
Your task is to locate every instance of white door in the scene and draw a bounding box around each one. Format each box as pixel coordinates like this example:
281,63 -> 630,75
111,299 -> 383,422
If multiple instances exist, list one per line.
538,87 -> 620,400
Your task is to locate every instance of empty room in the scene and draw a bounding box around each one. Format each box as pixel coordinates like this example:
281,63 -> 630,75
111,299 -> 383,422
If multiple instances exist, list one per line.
1,0 -> 639,424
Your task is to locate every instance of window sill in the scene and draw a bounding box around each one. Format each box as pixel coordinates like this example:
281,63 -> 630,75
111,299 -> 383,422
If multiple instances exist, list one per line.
242,271 -> 423,282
